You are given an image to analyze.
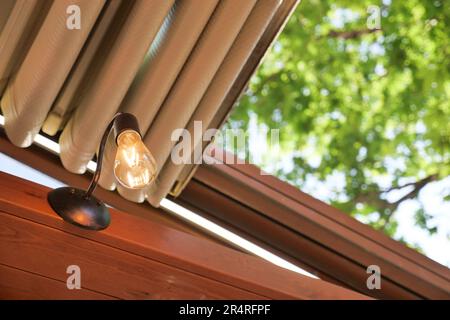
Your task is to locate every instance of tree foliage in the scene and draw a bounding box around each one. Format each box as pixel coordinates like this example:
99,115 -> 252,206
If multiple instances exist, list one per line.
225,0 -> 450,240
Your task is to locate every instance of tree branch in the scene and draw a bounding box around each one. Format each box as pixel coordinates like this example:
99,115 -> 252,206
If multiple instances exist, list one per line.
328,28 -> 381,39
353,174 -> 439,230
381,174 -> 439,194
392,174 -> 439,205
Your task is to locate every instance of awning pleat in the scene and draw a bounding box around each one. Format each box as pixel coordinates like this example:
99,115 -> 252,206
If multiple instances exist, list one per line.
59,0 -> 174,174
0,0 -> 40,94
98,0 -> 219,192
0,0 -> 15,32
147,0 -> 283,206
42,0 -> 125,136
117,0 -> 257,202
1,0 -> 104,147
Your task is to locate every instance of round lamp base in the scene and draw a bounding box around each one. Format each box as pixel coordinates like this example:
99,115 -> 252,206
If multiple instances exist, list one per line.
47,187 -> 110,231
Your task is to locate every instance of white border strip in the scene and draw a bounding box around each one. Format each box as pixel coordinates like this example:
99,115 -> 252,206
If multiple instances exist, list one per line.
160,198 -> 318,278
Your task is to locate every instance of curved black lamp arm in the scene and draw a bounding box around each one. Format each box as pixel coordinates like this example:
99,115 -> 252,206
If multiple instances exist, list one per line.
85,112 -> 140,198
85,113 -> 121,198
47,112 -> 140,231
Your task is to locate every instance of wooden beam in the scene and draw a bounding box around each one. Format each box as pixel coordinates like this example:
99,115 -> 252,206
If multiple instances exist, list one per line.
0,211 -> 260,299
0,263 -> 113,300
177,150 -> 450,299
0,171 -> 368,299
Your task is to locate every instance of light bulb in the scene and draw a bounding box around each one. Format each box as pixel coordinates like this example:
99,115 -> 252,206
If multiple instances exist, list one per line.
114,130 -> 157,189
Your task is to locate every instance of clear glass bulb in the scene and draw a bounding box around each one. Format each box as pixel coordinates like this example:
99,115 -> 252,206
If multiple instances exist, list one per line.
114,130 -> 157,189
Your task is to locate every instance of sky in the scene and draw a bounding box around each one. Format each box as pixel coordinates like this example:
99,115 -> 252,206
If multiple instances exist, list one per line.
0,153 -> 65,189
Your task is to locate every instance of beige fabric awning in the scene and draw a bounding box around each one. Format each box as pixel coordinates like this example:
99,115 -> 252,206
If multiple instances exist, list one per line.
0,0 -> 297,206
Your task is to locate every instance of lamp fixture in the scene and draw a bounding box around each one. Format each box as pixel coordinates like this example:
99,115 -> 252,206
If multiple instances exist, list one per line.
47,113 -> 157,230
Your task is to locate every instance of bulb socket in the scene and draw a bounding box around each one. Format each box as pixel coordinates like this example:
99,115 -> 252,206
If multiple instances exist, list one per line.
113,113 -> 141,144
